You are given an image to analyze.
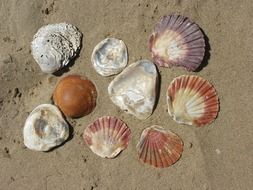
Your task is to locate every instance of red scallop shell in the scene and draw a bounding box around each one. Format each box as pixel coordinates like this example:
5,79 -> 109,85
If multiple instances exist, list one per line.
149,15 -> 205,71
167,75 -> 219,127
137,125 -> 183,168
83,116 -> 131,158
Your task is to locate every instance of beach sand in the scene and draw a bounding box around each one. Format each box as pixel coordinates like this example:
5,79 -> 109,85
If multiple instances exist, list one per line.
0,0 -> 252,189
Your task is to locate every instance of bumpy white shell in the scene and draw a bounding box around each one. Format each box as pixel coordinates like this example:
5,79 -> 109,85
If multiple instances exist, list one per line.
23,104 -> 69,151
91,38 -> 128,76
108,60 -> 158,120
31,23 -> 82,73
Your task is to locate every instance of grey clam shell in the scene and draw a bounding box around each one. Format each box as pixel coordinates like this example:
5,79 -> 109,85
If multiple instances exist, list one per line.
23,104 -> 69,151
31,23 -> 82,74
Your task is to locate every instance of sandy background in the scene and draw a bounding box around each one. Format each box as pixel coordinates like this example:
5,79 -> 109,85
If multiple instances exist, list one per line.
0,0 -> 252,189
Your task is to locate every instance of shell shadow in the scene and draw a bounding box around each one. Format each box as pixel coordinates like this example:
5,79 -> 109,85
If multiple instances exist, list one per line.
53,36 -> 84,76
53,57 -> 79,76
195,28 -> 211,72
153,67 -> 161,112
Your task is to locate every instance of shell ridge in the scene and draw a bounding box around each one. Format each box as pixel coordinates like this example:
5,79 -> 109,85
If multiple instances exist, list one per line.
150,140 -> 159,167
186,85 -> 215,110
111,117 -> 120,140
184,78 -> 207,106
177,21 -> 196,36
146,139 -> 153,165
180,26 -> 203,39
186,98 -> 205,116
162,143 -> 174,166
108,117 -> 115,142
137,130 -> 149,154
119,127 -> 131,142
140,134 -> 150,163
181,36 -> 204,47
154,138 -> 166,168
115,125 -> 127,142
188,96 -> 218,112
114,122 -> 126,141
103,117 -> 110,143
183,38 -> 205,48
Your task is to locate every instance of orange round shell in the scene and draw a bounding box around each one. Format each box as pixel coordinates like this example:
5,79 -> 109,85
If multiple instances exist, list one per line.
53,75 -> 97,118
149,15 -> 205,71
167,75 -> 219,127
137,125 -> 183,168
83,116 -> 131,158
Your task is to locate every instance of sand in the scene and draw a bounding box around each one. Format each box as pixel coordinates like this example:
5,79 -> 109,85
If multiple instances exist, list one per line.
0,0 -> 252,189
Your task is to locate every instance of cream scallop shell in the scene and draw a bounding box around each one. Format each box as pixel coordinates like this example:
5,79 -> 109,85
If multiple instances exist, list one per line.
167,75 -> 219,127
91,38 -> 128,76
31,23 -> 82,73
23,104 -> 69,151
83,116 -> 131,158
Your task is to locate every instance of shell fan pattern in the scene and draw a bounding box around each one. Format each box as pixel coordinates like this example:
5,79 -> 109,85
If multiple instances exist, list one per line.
83,116 -> 131,158
149,15 -> 205,71
137,125 -> 183,168
167,75 -> 219,127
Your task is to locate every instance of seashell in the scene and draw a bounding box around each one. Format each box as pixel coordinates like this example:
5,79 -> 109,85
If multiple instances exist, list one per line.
108,60 -> 158,120
83,116 -> 131,158
149,15 -> 205,71
91,38 -> 128,76
53,75 -> 97,118
31,23 -> 82,73
137,125 -> 183,168
167,75 -> 219,127
23,104 -> 69,151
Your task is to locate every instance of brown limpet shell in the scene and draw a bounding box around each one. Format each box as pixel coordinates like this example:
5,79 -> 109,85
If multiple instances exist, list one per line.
167,75 -> 219,127
53,75 -> 97,118
149,15 -> 205,71
137,125 -> 183,168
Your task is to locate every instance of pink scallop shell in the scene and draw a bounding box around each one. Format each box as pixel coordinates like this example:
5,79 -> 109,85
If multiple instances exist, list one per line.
83,116 -> 131,158
167,75 -> 219,127
149,15 -> 205,71
137,125 -> 183,168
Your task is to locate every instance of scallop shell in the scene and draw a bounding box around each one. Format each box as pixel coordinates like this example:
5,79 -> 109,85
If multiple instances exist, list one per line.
31,23 -> 82,73
167,75 -> 219,127
83,116 -> 131,158
53,75 -> 97,118
91,38 -> 128,76
149,15 -> 205,71
137,125 -> 183,168
108,60 -> 158,120
23,104 -> 69,151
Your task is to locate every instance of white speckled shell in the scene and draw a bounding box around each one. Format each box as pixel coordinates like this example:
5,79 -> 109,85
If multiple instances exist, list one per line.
108,60 -> 158,120
31,23 -> 82,73
23,104 -> 69,151
91,38 -> 128,76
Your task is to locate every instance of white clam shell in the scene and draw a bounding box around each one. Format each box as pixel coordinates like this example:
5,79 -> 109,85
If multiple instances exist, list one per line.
91,38 -> 128,76
23,104 -> 69,151
31,23 -> 82,73
108,60 -> 158,119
